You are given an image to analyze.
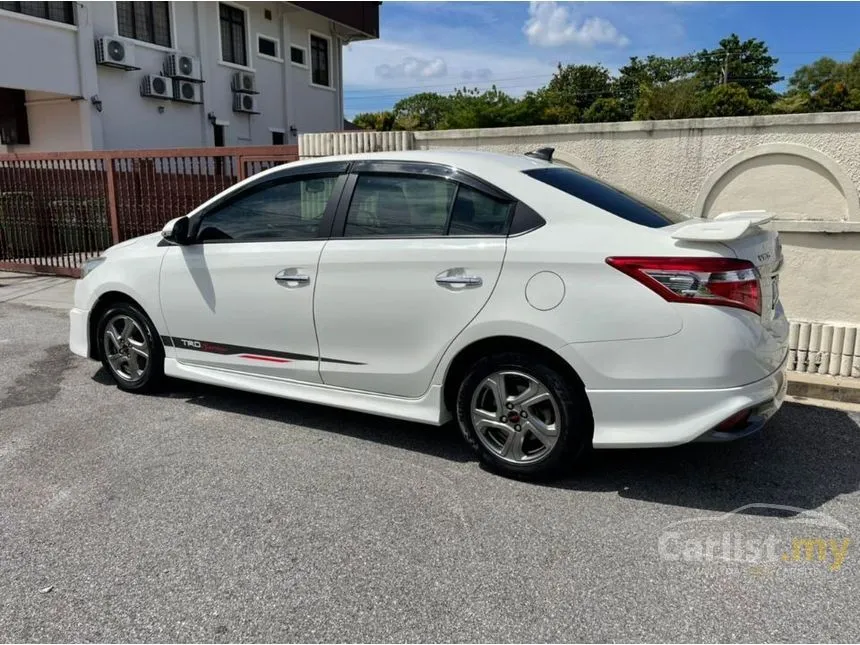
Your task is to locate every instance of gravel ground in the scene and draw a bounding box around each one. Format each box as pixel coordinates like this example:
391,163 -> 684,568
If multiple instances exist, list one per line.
0,303 -> 858,643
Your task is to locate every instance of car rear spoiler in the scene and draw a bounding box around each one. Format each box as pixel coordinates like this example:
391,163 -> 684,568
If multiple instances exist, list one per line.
670,210 -> 775,241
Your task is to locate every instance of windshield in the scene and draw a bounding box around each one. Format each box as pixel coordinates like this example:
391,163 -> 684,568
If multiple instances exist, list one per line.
523,166 -> 689,229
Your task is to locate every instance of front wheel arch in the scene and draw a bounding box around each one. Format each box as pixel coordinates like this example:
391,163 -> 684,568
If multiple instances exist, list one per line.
88,291 -> 161,361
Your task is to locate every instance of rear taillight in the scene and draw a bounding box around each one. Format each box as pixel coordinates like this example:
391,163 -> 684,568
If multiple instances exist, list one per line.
606,257 -> 762,315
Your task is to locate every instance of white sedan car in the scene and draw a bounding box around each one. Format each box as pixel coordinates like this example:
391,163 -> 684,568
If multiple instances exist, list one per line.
70,148 -> 788,478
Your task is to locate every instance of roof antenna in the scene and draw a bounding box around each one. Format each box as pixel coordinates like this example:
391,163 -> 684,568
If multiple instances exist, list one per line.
525,147 -> 554,162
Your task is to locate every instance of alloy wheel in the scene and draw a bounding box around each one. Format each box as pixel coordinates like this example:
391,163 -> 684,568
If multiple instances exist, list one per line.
103,314 -> 150,382
470,370 -> 561,464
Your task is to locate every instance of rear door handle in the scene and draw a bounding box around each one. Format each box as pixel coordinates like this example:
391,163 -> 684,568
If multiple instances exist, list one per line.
436,275 -> 482,286
435,270 -> 483,288
275,269 -> 311,286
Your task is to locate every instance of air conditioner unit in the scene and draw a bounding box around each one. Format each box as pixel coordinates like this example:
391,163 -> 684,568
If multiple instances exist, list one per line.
233,92 -> 259,114
231,71 -> 258,94
95,36 -> 138,70
141,75 -> 174,100
164,53 -> 202,82
172,80 -> 202,104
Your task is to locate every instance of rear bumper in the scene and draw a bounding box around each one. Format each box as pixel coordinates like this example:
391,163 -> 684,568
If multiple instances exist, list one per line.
584,356 -> 788,448
69,307 -> 90,358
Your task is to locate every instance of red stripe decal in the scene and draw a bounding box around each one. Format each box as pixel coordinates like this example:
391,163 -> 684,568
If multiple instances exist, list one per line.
239,354 -> 292,364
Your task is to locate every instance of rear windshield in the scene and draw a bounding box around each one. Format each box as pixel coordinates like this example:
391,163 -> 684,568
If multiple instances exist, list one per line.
523,166 -> 688,228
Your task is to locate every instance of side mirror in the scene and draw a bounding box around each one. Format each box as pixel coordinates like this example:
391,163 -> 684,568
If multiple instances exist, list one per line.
162,216 -> 190,245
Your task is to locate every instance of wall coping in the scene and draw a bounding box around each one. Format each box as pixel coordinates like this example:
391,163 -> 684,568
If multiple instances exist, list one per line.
412,111 -> 860,141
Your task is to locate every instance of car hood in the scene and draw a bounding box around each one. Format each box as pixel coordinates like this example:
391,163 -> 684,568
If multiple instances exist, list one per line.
102,232 -> 163,257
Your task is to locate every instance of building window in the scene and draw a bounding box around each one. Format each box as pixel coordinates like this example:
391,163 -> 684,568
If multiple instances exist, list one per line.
271,131 -> 285,145
0,1 -> 74,25
310,34 -> 330,87
257,34 -> 279,59
290,45 -> 306,67
116,2 -> 171,47
219,3 -> 247,66
0,88 -> 30,145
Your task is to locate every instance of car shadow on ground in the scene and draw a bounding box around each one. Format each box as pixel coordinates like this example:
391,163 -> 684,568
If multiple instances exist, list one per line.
92,368 -> 859,514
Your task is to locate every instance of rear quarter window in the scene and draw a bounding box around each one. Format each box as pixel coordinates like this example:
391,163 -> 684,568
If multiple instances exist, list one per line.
523,167 -> 686,229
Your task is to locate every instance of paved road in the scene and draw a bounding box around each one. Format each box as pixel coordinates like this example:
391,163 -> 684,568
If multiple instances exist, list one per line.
1,302 -> 858,642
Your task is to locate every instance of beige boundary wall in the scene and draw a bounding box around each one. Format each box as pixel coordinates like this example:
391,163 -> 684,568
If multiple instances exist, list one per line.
300,113 -> 860,377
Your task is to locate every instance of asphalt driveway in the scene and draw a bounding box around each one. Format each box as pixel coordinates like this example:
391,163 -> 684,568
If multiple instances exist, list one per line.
1,302 -> 858,642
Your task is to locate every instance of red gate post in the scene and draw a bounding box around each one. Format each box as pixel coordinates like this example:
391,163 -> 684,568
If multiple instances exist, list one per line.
104,155 -> 120,245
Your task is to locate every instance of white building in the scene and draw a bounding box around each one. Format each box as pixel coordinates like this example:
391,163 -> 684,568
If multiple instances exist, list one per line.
0,1 -> 379,152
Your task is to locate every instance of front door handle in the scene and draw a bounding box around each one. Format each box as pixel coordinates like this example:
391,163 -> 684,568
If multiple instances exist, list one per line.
275,269 -> 311,286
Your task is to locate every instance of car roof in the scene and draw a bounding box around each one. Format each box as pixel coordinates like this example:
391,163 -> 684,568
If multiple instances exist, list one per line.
285,149 -> 555,175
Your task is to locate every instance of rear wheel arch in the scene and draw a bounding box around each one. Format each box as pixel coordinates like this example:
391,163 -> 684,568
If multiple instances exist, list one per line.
88,291 -> 160,360
442,336 -> 592,420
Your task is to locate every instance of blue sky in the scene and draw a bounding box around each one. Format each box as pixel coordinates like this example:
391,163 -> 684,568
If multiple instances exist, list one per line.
342,1 -> 860,118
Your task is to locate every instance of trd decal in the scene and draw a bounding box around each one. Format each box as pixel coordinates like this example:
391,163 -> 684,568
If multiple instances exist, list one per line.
161,336 -> 363,365
238,354 -> 291,364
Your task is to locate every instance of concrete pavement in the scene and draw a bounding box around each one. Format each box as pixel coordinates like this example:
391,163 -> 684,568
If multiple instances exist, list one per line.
0,302 -> 858,642
0,271 -> 76,310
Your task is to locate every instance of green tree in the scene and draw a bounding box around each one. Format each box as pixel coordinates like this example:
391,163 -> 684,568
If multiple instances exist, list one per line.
544,63 -> 613,113
633,78 -> 704,120
391,92 -> 450,130
352,111 -> 396,131
788,50 -> 860,95
843,51 -> 860,90
440,86 -> 525,129
699,84 -> 769,117
616,55 -> 695,117
807,81 -> 860,112
694,34 -> 782,102
771,92 -> 810,114
583,97 -> 626,123
788,56 -> 844,94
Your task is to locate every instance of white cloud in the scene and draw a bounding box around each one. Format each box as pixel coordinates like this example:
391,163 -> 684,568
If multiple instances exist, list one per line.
376,56 -> 448,80
523,1 -> 630,48
345,39 -> 556,93
462,68 -> 492,81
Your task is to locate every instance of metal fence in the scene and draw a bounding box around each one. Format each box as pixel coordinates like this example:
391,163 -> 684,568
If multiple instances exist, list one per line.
0,145 -> 299,277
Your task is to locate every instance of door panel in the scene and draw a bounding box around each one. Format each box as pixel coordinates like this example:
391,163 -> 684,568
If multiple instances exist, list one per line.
314,238 -> 506,397
159,241 -> 325,382
158,168 -> 345,383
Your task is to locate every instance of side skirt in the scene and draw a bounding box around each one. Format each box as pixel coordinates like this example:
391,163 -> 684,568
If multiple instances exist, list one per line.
163,358 -> 450,426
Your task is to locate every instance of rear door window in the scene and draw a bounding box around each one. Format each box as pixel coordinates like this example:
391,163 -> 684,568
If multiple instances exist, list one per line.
344,174 -> 456,237
448,184 -> 512,236
524,167 -> 687,228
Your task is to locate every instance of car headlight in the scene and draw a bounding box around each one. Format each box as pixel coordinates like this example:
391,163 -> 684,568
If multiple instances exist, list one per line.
80,256 -> 106,279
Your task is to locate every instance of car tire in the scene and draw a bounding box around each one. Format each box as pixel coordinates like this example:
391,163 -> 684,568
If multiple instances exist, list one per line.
455,352 -> 592,479
97,301 -> 164,393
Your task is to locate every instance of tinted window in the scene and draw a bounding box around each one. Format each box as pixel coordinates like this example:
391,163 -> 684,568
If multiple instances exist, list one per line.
345,175 -> 456,237
523,167 -> 687,228
117,1 -> 171,47
290,46 -> 305,65
310,35 -> 329,86
448,184 -> 512,236
1,1 -> 74,24
258,35 -> 277,58
198,175 -> 337,242
219,3 -> 247,66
